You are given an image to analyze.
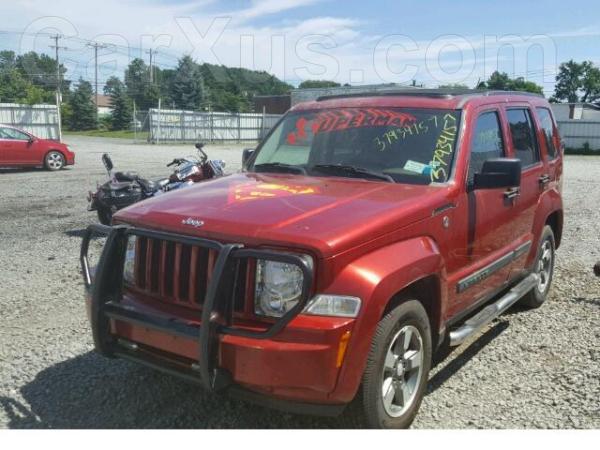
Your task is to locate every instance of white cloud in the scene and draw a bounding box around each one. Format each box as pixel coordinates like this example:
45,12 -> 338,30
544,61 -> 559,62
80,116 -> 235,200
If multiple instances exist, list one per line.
0,0 -> 586,89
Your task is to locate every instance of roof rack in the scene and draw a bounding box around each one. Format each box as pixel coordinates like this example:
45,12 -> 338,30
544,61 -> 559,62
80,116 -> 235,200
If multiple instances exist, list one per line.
316,88 -> 544,102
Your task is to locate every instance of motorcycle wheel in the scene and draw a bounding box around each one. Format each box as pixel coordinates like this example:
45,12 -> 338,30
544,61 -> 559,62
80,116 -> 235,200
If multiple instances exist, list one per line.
97,206 -> 113,225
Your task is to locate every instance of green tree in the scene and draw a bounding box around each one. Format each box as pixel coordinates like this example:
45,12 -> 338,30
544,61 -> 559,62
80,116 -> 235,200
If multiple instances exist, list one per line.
103,76 -> 123,97
477,71 -> 543,95
16,51 -> 68,100
170,56 -> 205,110
124,58 -> 157,110
298,80 -> 341,89
109,78 -> 133,130
67,79 -> 97,130
553,60 -> 600,103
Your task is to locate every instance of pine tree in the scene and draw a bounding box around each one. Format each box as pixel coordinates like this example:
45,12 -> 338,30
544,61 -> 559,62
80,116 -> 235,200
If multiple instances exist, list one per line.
170,56 -> 205,110
67,79 -> 97,130
109,79 -> 133,130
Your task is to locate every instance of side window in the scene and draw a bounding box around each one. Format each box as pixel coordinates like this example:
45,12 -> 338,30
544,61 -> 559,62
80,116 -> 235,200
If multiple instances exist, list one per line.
0,127 -> 29,140
536,108 -> 557,159
506,108 -> 540,168
468,111 -> 504,183
0,127 -> 12,139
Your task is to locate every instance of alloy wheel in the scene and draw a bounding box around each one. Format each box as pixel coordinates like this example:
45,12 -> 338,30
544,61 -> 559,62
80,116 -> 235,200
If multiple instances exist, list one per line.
47,152 -> 64,170
536,240 -> 553,294
380,325 -> 424,417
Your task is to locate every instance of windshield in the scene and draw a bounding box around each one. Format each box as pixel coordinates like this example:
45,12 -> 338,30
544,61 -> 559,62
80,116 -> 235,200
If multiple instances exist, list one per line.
250,107 -> 461,184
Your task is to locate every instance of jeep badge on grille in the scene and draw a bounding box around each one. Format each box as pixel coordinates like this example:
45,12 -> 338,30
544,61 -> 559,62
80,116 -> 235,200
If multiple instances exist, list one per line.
182,217 -> 204,228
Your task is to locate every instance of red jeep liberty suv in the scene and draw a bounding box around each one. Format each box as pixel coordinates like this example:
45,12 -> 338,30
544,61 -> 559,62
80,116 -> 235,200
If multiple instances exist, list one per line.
81,90 -> 563,428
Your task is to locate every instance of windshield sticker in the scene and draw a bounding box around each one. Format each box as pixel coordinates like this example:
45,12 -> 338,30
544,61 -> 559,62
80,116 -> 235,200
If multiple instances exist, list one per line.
404,160 -> 431,175
373,116 -> 440,152
287,108 -> 416,145
429,113 -> 458,182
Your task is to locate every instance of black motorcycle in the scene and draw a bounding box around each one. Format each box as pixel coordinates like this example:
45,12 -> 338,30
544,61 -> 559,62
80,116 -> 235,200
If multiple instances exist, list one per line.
88,143 -> 225,225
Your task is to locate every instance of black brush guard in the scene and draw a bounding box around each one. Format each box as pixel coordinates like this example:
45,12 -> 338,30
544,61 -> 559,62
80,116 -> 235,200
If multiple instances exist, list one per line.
80,223 -> 314,392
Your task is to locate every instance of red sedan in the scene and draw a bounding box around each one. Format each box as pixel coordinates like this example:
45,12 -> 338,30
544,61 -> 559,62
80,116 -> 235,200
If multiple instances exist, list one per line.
0,124 -> 75,170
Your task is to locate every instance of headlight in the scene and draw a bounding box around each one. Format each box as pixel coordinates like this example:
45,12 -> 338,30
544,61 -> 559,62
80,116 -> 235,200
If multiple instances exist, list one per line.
303,295 -> 361,318
123,235 -> 137,284
254,257 -> 312,317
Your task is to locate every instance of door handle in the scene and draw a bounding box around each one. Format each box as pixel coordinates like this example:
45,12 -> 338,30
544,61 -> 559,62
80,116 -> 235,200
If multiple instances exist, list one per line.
539,174 -> 551,188
504,187 -> 520,200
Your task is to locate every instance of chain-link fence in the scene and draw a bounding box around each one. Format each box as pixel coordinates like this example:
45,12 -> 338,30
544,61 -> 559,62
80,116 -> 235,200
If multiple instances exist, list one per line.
147,108 -> 281,144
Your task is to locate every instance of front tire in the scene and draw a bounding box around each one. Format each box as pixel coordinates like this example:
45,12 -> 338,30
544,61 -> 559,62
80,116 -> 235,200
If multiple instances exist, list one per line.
45,151 -> 65,171
360,300 -> 432,428
521,225 -> 555,309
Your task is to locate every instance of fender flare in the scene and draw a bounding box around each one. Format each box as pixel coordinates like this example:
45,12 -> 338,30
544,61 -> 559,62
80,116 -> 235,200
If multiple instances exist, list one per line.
326,236 -> 446,402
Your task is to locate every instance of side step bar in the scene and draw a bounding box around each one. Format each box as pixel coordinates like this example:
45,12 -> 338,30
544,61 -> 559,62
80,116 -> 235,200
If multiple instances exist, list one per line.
449,274 -> 539,346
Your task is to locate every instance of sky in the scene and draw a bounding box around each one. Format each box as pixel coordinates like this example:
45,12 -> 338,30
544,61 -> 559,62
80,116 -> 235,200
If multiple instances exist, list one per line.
1,0 -> 600,95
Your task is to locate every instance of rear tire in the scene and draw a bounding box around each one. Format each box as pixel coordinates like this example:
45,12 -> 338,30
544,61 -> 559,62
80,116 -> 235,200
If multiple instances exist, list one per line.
45,151 -> 65,171
521,225 -> 555,309
360,300 -> 432,428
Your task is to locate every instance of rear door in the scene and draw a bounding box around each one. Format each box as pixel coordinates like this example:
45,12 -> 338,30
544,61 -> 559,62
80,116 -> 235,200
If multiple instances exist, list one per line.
502,106 -> 546,275
535,107 -> 563,192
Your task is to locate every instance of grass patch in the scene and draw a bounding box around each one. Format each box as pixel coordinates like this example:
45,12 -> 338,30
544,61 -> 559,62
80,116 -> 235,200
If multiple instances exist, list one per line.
64,130 -> 149,140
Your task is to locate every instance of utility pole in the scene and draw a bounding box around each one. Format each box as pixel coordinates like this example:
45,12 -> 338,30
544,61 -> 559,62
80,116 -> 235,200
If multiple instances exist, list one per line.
146,49 -> 157,83
50,34 -> 67,142
87,42 -> 108,107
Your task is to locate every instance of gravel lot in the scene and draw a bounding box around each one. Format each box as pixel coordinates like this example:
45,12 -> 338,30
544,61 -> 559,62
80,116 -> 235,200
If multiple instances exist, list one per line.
0,135 -> 598,429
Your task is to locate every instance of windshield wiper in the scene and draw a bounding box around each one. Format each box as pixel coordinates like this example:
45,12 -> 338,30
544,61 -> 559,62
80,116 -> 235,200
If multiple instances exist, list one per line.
311,164 -> 394,182
253,162 -> 307,175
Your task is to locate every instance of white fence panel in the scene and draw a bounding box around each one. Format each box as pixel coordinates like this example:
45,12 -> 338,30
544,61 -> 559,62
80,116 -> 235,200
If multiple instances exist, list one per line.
0,103 -> 60,140
149,109 -> 281,143
557,120 -> 600,150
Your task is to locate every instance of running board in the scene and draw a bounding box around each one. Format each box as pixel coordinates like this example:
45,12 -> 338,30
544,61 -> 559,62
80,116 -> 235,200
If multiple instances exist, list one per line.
449,274 -> 539,346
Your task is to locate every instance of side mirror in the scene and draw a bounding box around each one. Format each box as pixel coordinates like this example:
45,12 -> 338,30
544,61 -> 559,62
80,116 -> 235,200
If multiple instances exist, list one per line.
473,158 -> 521,190
242,148 -> 255,168
27,136 -> 35,145
101,153 -> 114,174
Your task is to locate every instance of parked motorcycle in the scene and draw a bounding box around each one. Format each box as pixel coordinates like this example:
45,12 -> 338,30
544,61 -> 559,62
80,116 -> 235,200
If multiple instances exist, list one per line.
88,143 -> 225,225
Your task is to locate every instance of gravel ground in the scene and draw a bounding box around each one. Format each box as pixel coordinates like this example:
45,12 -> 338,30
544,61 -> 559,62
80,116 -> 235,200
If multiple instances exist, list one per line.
0,135 -> 598,429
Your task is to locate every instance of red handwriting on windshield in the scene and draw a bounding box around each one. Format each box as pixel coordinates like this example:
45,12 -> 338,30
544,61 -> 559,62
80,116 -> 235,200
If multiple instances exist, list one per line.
287,108 -> 416,145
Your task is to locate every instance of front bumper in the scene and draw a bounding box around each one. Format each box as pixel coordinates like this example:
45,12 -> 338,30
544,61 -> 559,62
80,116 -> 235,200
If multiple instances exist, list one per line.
80,224 -> 353,414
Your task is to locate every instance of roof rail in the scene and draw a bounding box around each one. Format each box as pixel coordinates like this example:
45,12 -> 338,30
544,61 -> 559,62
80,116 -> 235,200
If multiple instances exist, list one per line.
316,88 -> 544,102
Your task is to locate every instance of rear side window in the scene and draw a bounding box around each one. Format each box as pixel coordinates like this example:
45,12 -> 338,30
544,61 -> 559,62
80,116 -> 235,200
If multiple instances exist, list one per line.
536,108 -> 557,159
506,108 -> 540,168
468,111 -> 505,183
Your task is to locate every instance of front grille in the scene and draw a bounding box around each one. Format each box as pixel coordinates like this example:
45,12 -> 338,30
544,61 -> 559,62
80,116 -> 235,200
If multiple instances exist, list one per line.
131,236 -> 249,311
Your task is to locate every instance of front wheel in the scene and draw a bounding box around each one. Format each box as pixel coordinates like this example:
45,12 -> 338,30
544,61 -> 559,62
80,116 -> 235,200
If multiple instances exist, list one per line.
45,151 -> 65,171
360,300 -> 432,428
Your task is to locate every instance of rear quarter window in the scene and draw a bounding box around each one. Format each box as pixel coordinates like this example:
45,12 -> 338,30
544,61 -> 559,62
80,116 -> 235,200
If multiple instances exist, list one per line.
536,107 -> 558,160
506,108 -> 540,168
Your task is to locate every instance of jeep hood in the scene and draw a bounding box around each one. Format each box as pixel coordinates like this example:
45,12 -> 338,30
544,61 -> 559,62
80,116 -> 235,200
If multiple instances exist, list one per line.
115,173 -> 446,258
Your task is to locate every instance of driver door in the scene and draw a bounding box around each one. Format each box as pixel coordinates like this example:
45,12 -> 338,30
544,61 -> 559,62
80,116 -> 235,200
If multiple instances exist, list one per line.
451,107 -> 518,314
0,127 -> 35,165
